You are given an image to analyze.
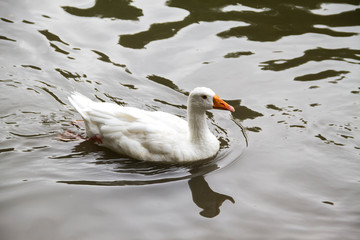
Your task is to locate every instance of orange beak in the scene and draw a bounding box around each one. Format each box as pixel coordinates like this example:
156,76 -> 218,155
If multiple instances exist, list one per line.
213,94 -> 235,112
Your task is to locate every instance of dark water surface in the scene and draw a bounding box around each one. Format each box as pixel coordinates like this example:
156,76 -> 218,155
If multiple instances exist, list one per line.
1,0 -> 359,239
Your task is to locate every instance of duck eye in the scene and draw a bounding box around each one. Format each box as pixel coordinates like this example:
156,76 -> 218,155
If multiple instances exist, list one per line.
202,95 -> 207,100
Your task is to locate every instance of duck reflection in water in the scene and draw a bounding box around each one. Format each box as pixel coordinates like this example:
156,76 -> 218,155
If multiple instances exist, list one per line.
56,139 -> 235,218
188,176 -> 235,218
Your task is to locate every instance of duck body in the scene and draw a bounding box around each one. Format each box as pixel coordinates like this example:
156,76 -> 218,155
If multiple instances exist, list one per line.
68,87 -> 234,163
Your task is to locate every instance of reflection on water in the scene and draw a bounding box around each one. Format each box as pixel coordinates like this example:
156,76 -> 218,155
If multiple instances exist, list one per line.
104,0 -> 360,48
146,74 -> 189,95
62,0 -> 143,20
189,176 -> 235,218
294,70 -> 349,82
38,29 -> 69,46
217,1 -> 359,41
56,137 -> 229,186
57,140 -> 235,218
260,48 -> 360,72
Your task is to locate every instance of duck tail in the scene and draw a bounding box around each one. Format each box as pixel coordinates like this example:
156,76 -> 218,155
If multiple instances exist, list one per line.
68,92 -> 92,121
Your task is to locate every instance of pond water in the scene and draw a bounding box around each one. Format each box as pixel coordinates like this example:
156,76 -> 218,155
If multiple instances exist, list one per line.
0,0 -> 359,239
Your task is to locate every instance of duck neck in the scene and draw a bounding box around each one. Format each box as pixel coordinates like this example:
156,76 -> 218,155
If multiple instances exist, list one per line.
188,107 -> 211,143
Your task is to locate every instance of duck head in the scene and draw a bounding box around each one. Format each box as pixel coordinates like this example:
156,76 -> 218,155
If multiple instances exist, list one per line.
188,87 -> 235,112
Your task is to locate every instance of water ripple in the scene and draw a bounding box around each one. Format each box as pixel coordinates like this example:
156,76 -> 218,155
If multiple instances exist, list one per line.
260,48 -> 360,71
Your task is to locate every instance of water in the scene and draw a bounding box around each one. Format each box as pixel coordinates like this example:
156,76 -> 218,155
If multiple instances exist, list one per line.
0,0 -> 359,239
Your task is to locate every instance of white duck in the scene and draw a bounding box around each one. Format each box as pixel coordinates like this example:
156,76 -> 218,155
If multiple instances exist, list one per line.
68,87 -> 234,163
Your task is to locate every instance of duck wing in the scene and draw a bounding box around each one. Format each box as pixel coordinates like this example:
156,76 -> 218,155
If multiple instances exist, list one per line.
68,92 -> 189,161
